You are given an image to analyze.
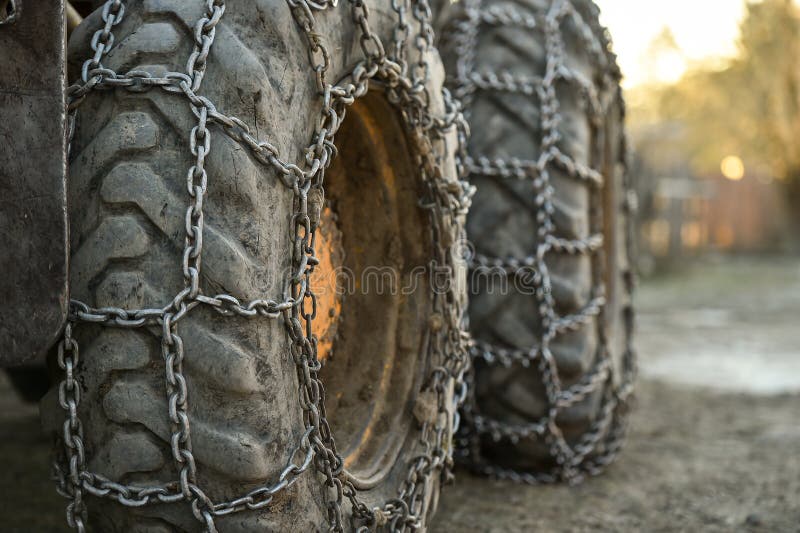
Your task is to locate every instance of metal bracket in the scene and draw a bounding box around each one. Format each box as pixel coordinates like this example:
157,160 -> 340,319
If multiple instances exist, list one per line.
0,0 -> 68,366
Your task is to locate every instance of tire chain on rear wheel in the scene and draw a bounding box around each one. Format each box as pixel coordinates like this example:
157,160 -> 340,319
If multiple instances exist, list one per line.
442,0 -> 638,484
50,1 -> 474,531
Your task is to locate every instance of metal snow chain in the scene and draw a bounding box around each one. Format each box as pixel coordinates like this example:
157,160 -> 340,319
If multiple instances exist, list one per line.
53,0 -> 472,531
449,0 -> 637,484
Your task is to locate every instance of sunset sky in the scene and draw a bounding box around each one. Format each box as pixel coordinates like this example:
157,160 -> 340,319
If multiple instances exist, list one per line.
593,0 -> 750,87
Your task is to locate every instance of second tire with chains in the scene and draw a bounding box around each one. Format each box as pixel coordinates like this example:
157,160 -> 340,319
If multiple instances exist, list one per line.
438,0 -> 636,479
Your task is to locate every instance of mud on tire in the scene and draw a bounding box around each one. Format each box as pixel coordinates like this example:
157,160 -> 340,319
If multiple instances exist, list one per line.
438,0 -> 637,481
41,1 -> 468,530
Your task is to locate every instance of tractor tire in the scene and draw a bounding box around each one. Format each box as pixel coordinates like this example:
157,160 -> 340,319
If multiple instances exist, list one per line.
438,0 -> 636,480
41,1 -> 462,530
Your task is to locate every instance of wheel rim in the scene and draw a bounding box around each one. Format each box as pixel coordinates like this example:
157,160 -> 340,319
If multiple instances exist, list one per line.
312,90 -> 432,489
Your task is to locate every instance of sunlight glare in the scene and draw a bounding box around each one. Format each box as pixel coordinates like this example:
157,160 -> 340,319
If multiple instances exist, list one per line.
653,51 -> 687,85
594,0 -> 749,87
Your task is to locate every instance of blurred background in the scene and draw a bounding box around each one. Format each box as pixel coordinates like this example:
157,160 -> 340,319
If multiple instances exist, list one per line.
600,0 -> 800,270
0,1 -> 797,531
584,0 -> 800,397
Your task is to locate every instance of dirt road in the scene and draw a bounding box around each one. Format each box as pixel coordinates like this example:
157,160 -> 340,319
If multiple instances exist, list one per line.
431,256 -> 800,532
2,256 -> 799,531
431,381 -> 800,532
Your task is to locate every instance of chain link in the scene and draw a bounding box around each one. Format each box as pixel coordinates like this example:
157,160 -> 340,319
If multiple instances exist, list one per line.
445,0 -> 637,484
53,0 -> 472,531
54,323 -> 87,531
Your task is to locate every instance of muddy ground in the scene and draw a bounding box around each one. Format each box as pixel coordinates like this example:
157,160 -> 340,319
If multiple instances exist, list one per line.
431,256 -> 800,533
1,256 -> 799,531
432,381 -> 800,533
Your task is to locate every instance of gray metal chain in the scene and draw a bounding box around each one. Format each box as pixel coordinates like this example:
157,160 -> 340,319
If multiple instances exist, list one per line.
53,0 -> 472,531
53,323 -> 86,531
445,0 -> 637,484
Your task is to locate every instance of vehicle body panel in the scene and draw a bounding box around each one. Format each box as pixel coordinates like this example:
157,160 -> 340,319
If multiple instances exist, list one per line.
0,0 -> 68,366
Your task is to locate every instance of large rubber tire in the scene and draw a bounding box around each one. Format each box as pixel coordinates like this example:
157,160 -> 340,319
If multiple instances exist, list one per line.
41,2 -> 459,530
438,0 -> 635,477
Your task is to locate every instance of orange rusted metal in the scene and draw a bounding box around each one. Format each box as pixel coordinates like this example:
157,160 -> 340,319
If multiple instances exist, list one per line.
309,206 -> 343,362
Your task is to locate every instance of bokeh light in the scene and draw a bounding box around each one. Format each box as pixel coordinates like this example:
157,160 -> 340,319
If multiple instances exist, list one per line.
721,155 -> 745,181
